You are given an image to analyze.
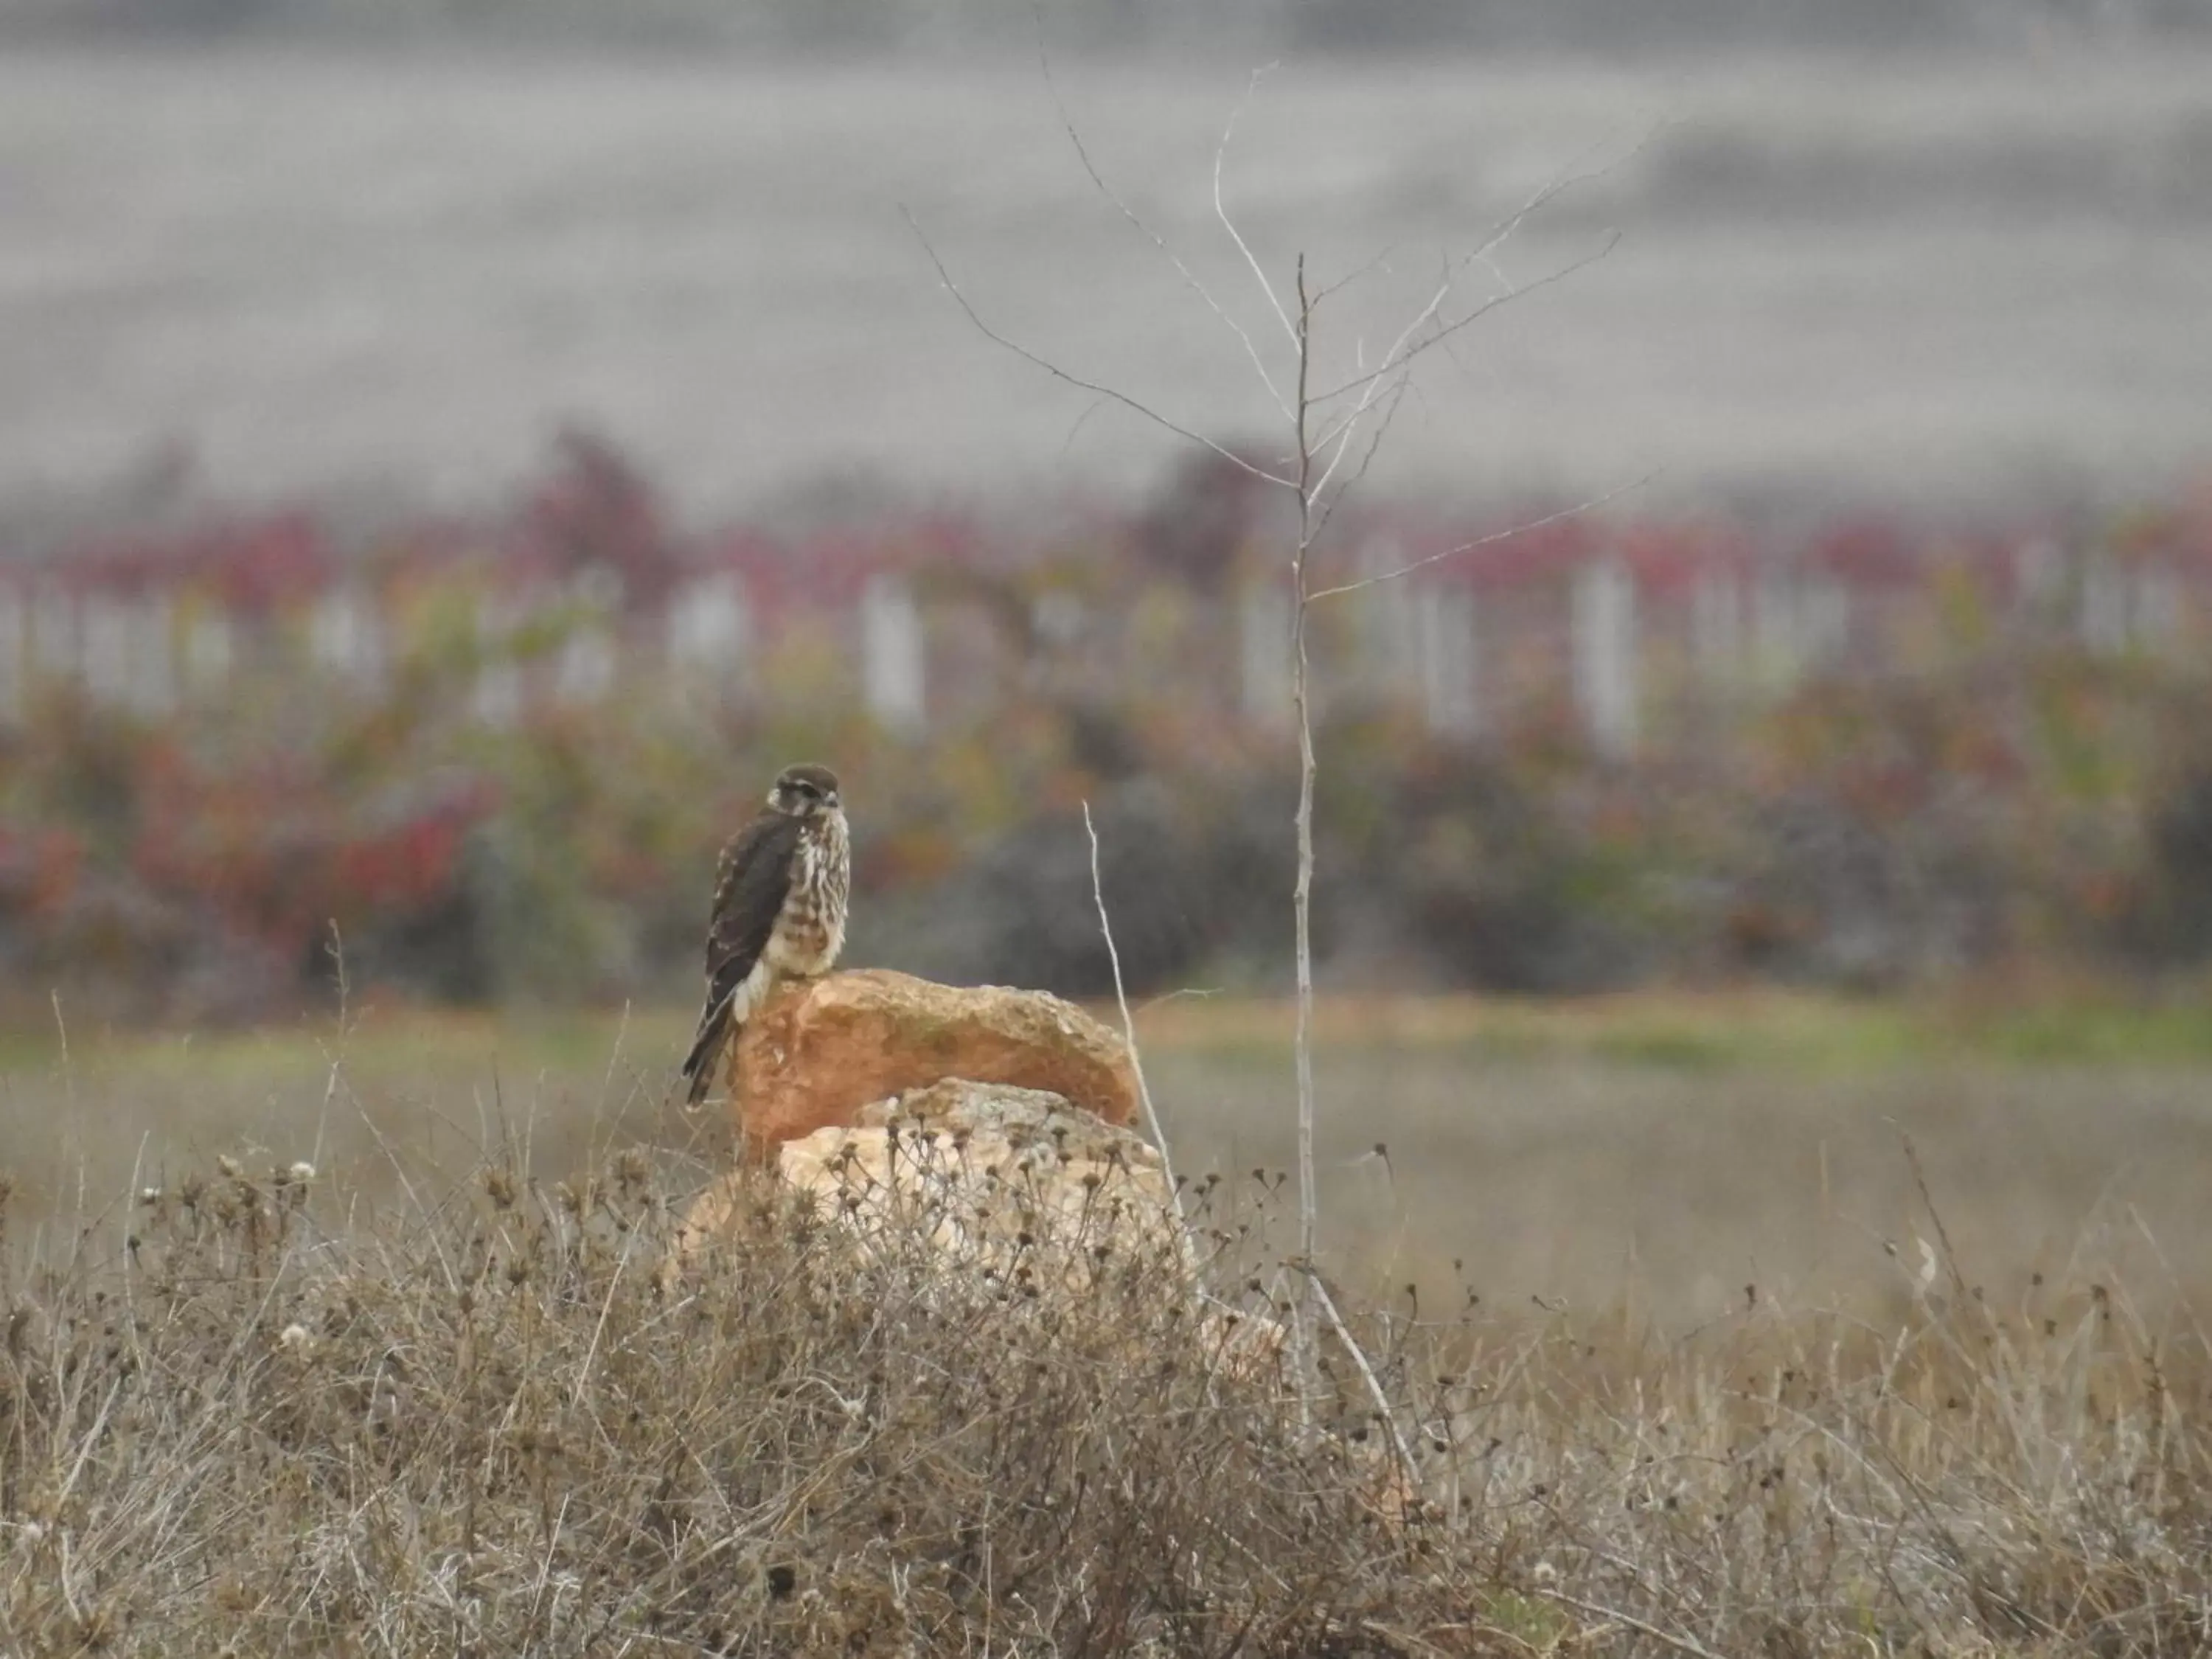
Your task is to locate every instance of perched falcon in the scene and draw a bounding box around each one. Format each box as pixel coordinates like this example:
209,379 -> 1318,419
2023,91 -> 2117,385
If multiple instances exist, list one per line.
679,762 -> 851,1108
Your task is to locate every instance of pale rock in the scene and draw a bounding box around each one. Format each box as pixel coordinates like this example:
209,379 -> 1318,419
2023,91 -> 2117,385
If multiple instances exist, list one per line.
672,1079 -> 1186,1295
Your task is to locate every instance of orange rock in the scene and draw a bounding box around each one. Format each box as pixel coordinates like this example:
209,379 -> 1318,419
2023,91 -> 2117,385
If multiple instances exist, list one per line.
723,968 -> 1140,1159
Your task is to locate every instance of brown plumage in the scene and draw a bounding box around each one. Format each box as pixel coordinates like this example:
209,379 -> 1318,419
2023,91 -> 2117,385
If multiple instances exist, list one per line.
680,762 -> 850,1108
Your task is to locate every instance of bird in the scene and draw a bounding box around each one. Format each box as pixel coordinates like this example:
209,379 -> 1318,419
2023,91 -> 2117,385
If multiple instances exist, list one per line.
678,762 -> 850,1109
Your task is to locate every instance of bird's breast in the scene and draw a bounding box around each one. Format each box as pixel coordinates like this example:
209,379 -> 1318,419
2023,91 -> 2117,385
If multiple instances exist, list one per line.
765,812 -> 850,975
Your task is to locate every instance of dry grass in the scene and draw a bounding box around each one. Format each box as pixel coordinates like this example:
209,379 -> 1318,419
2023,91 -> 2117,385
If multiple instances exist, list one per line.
0,996 -> 2210,1652
5,988 -> 2212,1321
0,1149 -> 1425,1655
0,1110 -> 2208,1654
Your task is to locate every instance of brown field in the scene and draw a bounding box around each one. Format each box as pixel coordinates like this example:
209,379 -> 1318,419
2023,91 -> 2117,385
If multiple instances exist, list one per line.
1,990 -> 2211,1652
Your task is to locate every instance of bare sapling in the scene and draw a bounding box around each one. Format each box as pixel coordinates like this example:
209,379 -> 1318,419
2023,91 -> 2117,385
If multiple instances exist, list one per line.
912,52 -> 1639,1439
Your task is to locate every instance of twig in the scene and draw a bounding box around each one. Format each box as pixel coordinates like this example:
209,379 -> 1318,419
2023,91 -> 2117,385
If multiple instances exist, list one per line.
1033,21 -> 1291,423
902,207 -> 1292,489
1304,476 -> 1657,602
1215,64 -> 1298,356
313,919 -> 352,1200
1307,119 -> 1656,411
1307,1267 -> 1420,1482
1897,1127 -> 1972,1301
1307,230 -> 1623,410
599,998 -> 633,1118
1080,802 -> 1180,1222
49,989 -> 73,1112
1309,369 -> 1416,544
571,1226 -> 636,1408
352,1102 -> 459,1297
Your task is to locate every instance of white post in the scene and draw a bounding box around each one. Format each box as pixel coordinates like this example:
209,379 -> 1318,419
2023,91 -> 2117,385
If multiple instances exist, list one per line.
1357,537 -> 1418,695
860,573 -> 925,733
667,571 -> 751,691
1572,557 -> 1638,759
2013,538 -> 2062,614
309,584 -> 385,698
1418,585 -> 1480,737
1753,566 -> 1802,689
127,594 -> 177,717
81,596 -> 131,709
556,624 -> 618,705
186,605 -> 234,693
1800,575 -> 1852,669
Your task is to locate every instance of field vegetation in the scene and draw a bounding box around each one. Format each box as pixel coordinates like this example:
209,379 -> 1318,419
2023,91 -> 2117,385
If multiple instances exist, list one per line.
0,992 -> 2208,1653
11,557 -> 2212,1028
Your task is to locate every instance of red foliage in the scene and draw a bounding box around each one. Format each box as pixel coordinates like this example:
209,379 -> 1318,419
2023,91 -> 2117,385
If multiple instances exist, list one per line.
129,757 -> 496,961
0,827 -> 85,919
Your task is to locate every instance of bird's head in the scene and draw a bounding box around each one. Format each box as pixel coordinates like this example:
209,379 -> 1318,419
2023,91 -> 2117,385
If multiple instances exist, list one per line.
768,762 -> 842,818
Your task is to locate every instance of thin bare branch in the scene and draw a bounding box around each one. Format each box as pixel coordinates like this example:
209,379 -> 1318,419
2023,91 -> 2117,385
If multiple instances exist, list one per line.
1308,321 -> 1425,506
1309,373 -> 1416,544
1033,22 -> 1292,422
1215,65 -> 1300,357
1305,474 -> 1658,604
1309,241 -> 1402,309
1081,801 -> 1182,1223
903,206 -> 1293,488
1315,260 -> 1457,435
1058,397 -> 1111,456
1307,247 -> 1454,464
1306,1270 -> 1421,1484
1310,229 -> 1622,408
1305,122 -> 1653,413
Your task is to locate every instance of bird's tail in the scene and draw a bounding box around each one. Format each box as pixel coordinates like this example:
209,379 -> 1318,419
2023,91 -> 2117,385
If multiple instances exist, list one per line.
679,1000 -> 731,1109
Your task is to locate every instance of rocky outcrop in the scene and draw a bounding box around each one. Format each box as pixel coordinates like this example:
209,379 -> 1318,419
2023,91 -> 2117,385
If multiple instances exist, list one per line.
670,1079 -> 1186,1294
661,1075 -> 1408,1525
720,969 -> 1141,1159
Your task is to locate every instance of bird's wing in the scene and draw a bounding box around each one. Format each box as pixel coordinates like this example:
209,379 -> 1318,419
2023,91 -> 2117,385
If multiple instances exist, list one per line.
680,811 -> 803,1100
706,813 -> 802,996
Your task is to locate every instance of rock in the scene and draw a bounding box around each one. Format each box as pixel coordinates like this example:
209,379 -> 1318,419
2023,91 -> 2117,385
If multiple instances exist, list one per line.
659,1078 -> 1412,1526
723,968 -> 1141,1159
670,1079 -> 1186,1295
